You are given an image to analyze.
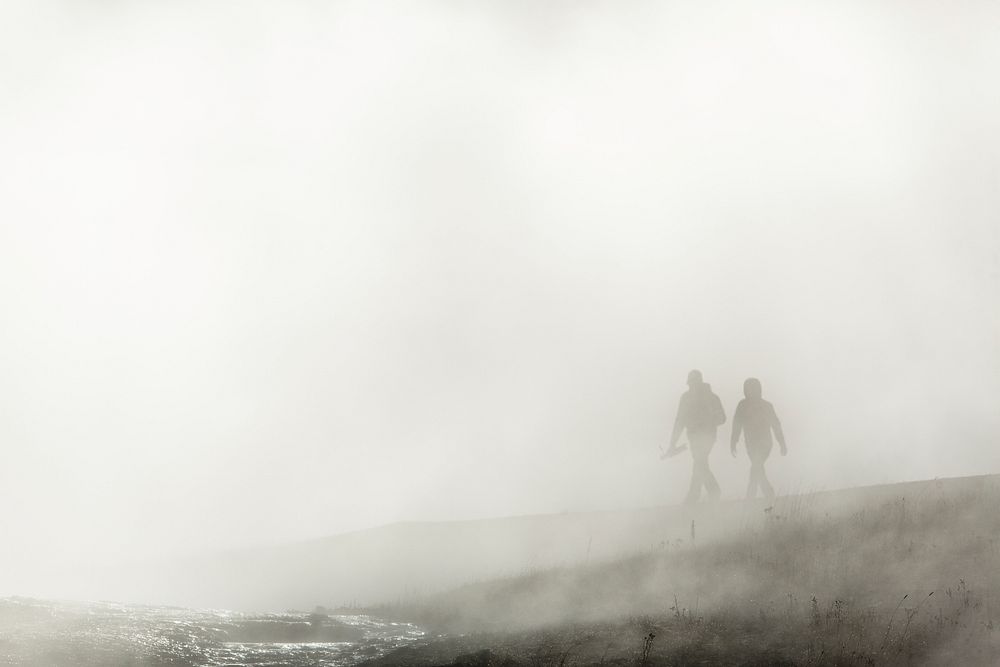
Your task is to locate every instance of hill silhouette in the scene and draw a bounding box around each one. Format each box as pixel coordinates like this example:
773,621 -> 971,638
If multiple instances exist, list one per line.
74,473 -> 1000,620
362,473 -> 1000,666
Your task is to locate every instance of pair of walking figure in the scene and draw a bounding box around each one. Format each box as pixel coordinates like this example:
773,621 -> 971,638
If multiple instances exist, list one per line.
664,369 -> 787,503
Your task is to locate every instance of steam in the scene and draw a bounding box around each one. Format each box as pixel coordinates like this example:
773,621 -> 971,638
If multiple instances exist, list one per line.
0,0 -> 997,602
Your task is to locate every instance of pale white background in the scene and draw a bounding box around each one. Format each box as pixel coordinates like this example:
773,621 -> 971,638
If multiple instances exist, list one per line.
1,1 -> 997,589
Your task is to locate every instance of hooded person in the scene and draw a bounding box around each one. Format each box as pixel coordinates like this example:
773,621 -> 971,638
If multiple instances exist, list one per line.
730,377 -> 787,500
668,369 -> 727,503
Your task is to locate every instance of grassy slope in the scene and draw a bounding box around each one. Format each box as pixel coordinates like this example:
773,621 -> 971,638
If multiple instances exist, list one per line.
365,474 -> 1000,666
82,484 -> 776,610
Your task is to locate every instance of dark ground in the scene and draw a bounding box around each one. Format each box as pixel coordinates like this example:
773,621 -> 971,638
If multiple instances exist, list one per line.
360,475 -> 1000,666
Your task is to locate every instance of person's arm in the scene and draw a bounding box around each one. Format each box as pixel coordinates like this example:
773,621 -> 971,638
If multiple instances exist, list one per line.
713,393 -> 726,426
730,402 -> 744,455
669,395 -> 687,448
770,403 -> 787,455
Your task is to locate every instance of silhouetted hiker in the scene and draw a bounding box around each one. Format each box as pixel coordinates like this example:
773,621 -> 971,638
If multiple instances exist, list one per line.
730,378 -> 787,500
667,369 -> 726,503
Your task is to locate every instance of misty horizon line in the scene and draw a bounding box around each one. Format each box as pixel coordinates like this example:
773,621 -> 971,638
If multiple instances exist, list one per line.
120,470 -> 999,560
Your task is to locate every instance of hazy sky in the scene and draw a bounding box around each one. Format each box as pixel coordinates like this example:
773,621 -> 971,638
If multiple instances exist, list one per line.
1,0 -> 998,576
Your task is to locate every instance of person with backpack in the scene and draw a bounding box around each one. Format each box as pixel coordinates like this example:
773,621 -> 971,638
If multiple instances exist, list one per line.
730,377 -> 787,500
666,369 -> 727,503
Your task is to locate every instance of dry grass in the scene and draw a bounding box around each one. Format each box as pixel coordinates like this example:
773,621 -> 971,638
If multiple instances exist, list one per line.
365,475 -> 1000,666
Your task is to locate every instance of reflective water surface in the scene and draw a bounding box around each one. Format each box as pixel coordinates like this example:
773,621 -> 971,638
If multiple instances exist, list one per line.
0,597 -> 425,666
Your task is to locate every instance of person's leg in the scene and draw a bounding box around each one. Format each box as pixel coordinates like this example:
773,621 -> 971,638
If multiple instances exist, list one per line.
758,462 -> 775,501
702,459 -> 720,501
684,451 -> 702,504
684,434 -> 711,503
746,463 -> 759,499
693,433 -> 720,501
748,443 -> 774,501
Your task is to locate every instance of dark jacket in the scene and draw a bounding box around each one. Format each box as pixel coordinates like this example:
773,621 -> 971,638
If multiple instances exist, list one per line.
730,380 -> 785,451
670,383 -> 726,446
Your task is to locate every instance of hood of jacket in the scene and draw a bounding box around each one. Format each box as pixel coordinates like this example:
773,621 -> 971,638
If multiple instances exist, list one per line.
743,378 -> 762,399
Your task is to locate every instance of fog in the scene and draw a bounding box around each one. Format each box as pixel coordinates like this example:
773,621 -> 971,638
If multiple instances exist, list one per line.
1,0 -> 998,601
